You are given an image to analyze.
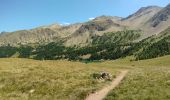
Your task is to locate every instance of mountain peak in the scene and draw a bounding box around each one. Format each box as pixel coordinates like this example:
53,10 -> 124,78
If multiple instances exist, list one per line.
38,23 -> 62,30
94,15 -> 122,23
123,6 -> 162,20
95,15 -> 121,19
139,6 -> 161,10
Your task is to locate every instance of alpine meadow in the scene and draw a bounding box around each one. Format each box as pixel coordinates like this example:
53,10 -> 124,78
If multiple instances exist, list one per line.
0,1 -> 170,100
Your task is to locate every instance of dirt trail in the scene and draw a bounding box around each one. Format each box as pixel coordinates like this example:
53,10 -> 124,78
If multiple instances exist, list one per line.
85,70 -> 129,100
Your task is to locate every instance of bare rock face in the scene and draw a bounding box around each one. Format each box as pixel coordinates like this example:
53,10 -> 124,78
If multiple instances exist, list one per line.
123,6 -> 162,20
141,3 -> 170,38
64,16 -> 125,47
121,6 -> 162,29
76,19 -> 114,34
150,4 -> 170,27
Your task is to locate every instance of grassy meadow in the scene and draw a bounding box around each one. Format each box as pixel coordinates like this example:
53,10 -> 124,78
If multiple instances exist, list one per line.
105,55 -> 170,100
0,55 -> 169,100
0,58 -> 118,100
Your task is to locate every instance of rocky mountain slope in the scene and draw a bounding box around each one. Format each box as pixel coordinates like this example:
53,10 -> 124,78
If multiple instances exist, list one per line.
0,3 -> 170,47
65,16 -> 126,46
141,3 -> 170,38
121,6 -> 162,29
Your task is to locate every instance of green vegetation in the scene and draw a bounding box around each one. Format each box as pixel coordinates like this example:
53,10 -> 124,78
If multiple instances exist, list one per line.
133,27 -> 170,60
105,55 -> 170,100
92,30 -> 141,44
18,46 -> 34,58
0,30 -> 139,61
136,36 -> 170,60
0,30 -> 169,61
34,42 -> 65,60
0,45 -> 17,57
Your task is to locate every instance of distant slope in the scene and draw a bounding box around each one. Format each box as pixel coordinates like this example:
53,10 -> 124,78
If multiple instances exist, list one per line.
121,6 -> 162,29
0,30 -> 142,60
134,26 -> 170,60
141,3 -> 170,37
0,27 -> 169,61
65,16 -> 126,46
0,4 -> 170,47
0,16 -> 126,47
0,23 -> 82,46
92,30 -> 141,45
0,28 -> 58,46
150,3 -> 170,28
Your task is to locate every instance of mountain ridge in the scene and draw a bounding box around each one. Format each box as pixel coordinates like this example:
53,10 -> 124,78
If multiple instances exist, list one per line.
0,4 -> 170,47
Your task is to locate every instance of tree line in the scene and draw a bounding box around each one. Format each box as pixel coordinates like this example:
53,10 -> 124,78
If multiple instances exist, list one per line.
0,30 -> 169,61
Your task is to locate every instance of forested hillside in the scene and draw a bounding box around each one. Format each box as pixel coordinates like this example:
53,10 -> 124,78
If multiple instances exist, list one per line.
0,29 -> 169,61
134,27 -> 170,60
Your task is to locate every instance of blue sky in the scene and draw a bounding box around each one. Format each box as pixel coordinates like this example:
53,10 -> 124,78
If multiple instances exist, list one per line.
0,0 -> 169,32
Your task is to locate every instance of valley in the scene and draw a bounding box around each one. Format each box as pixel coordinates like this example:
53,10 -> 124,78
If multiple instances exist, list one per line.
0,2 -> 170,100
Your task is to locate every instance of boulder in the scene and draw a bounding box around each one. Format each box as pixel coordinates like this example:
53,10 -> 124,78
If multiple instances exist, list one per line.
92,71 -> 112,81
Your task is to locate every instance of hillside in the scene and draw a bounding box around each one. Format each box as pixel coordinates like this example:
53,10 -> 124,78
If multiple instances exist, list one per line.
133,26 -> 170,60
121,6 -> 162,29
65,16 -> 126,46
0,4 -> 170,47
0,27 -> 169,61
0,4 -> 169,61
141,3 -> 170,37
0,30 -> 142,60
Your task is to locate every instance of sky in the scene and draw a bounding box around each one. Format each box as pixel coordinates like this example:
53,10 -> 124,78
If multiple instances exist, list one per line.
0,0 -> 170,32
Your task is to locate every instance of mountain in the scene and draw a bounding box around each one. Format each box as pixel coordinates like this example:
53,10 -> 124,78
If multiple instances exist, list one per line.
0,23 -> 82,46
0,15 -> 127,46
141,3 -> 170,37
121,6 -> 162,29
0,28 -> 168,61
65,16 -> 126,46
0,4 -> 170,47
135,26 -> 170,60
150,3 -> 170,27
0,28 -> 58,46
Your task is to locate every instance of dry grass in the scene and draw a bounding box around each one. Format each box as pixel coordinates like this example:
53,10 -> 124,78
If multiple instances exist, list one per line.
0,55 -> 170,100
0,58 -> 118,100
